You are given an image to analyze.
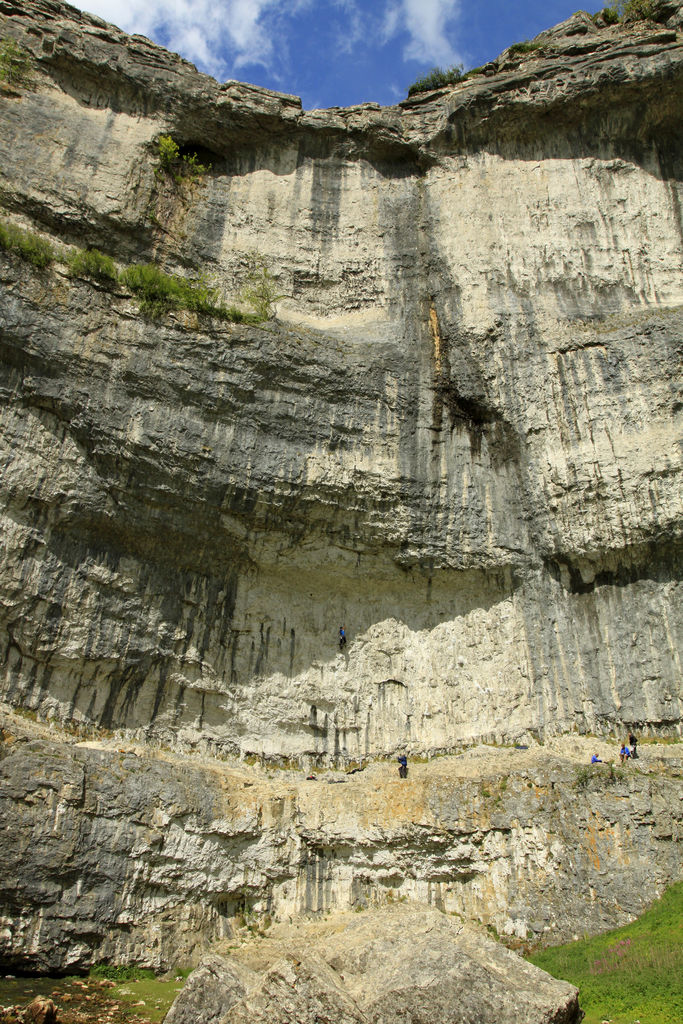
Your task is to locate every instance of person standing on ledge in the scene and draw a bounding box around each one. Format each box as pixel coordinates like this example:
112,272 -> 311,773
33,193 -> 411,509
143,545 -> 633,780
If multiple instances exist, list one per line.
629,731 -> 638,758
339,626 -> 347,651
398,754 -> 408,779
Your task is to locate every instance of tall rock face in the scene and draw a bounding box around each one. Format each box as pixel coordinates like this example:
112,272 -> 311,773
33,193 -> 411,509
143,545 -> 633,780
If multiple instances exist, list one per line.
0,0 -> 682,762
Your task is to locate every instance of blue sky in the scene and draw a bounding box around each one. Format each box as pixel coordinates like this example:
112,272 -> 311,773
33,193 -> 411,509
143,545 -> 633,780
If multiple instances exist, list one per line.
71,0 -> 597,110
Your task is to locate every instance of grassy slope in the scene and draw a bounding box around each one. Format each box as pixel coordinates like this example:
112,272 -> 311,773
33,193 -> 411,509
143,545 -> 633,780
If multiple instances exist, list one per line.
527,881 -> 683,1024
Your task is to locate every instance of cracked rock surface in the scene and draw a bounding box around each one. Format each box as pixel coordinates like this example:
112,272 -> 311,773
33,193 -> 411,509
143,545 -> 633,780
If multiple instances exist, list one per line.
0,1 -> 681,762
166,906 -> 582,1024
0,0 -> 682,997
1,708 -> 681,971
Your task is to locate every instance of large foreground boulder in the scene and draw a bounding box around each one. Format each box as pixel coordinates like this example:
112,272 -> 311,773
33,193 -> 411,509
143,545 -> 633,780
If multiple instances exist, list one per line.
166,906 -> 581,1024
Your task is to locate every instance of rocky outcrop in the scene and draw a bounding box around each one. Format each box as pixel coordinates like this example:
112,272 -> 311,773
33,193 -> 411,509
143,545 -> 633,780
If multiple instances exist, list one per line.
165,907 -> 582,1024
1,710 -> 681,972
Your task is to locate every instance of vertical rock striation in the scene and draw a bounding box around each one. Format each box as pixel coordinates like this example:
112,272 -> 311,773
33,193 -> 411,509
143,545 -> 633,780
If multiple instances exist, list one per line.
1,716 -> 681,971
0,1 -> 681,763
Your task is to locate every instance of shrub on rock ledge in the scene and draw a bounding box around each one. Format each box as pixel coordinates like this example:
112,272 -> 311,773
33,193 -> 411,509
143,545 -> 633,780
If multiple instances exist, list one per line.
508,40 -> 543,56
122,262 -> 252,322
68,247 -> 118,283
0,219 -> 54,268
0,37 -> 32,88
155,134 -> 211,183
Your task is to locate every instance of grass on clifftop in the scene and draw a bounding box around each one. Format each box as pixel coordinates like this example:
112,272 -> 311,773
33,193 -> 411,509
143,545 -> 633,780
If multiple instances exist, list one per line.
527,881 -> 683,1024
407,64 -> 464,96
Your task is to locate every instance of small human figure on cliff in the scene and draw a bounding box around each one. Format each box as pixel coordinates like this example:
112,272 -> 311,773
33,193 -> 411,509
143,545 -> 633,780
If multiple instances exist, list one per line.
619,743 -> 630,764
591,753 -> 602,763
398,754 -> 408,779
339,626 -> 346,651
629,732 -> 638,759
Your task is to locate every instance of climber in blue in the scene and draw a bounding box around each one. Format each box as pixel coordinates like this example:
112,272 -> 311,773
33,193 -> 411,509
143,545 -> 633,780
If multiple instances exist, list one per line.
398,754 -> 408,779
339,626 -> 346,650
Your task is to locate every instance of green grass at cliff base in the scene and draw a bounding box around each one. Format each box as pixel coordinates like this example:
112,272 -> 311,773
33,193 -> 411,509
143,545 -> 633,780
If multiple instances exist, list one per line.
527,881 -> 683,1024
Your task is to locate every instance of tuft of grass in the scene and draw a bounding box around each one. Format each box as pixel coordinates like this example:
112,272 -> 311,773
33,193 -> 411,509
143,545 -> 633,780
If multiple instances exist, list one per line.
527,881 -> 683,1024
121,263 -> 178,317
508,40 -> 542,56
621,0 -> 658,18
593,0 -> 659,22
0,37 -> 32,87
68,247 -> 118,283
593,5 -> 621,23
122,262 -> 255,322
0,219 -> 54,268
90,964 -> 155,982
407,63 -> 464,97
123,263 -> 211,317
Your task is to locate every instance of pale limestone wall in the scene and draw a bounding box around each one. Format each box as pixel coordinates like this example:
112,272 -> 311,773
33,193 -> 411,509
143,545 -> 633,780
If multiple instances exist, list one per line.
0,1 -> 681,762
1,721 -> 681,970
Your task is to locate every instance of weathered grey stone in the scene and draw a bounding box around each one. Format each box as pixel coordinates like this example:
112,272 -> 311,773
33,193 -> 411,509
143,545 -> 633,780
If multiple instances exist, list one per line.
227,955 -> 366,1024
0,0 -> 681,998
167,906 -> 581,1024
1,712 -> 681,971
164,954 -> 254,1024
0,0 -> 681,766
22,998 -> 57,1024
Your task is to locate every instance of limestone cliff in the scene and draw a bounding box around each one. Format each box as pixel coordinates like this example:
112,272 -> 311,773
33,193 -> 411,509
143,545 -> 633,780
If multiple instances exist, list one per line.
0,0 -> 682,762
1,2 -> 683,986
1,708 -> 682,971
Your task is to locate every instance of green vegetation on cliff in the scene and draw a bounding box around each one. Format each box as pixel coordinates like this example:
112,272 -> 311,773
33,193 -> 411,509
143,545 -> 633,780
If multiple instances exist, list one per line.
408,0 -> 666,98
0,212 -> 280,323
528,881 -> 683,1024
121,263 -> 250,321
240,254 -> 284,321
407,64 -> 464,96
603,0 -> 659,20
0,37 -> 32,88
0,219 -> 54,267
508,40 -> 542,56
155,134 -> 210,183
68,247 -> 118,282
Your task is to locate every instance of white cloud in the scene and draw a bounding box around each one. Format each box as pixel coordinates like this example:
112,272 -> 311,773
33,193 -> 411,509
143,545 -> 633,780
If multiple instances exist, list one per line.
73,0 -> 310,79
381,4 -> 401,44
332,0 -> 366,57
70,0 -> 462,103
383,0 -> 462,66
